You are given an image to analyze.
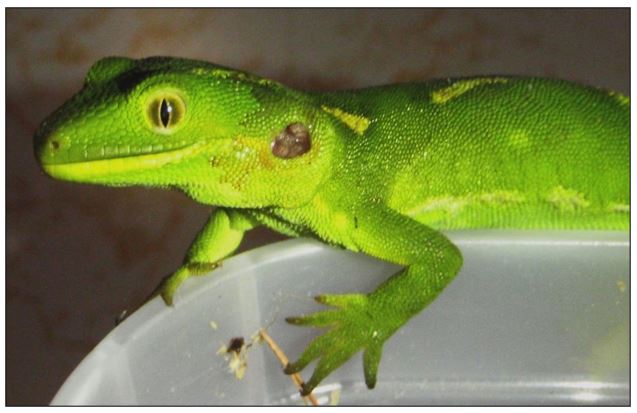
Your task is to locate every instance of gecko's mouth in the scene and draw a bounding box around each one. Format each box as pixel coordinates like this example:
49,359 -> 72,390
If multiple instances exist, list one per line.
39,142 -> 209,182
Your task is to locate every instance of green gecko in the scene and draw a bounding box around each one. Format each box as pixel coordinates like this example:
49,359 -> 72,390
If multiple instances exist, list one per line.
34,57 -> 629,396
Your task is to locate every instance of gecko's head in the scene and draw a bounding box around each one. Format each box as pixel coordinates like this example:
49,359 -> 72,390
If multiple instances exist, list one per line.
34,56 -> 339,207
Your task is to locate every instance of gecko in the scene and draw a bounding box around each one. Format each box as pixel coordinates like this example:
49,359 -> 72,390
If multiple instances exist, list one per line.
34,57 -> 629,396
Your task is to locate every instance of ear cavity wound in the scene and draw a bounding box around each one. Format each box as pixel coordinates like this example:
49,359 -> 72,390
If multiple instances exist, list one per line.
271,123 -> 311,159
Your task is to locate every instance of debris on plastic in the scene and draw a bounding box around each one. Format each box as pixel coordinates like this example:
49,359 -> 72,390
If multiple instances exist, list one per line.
216,328 -> 319,405
217,336 -> 249,380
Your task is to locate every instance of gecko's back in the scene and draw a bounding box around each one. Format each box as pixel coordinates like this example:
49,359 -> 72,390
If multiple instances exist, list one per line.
315,77 -> 629,230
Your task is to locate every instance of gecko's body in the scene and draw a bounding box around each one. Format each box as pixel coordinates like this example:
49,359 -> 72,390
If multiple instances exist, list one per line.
34,57 -> 629,395
317,81 -> 628,230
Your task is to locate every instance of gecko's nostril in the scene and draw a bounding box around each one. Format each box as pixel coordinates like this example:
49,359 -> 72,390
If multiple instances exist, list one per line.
34,123 -> 51,161
34,121 -> 68,165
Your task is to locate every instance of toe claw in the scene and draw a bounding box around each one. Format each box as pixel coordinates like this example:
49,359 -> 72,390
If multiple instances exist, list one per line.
300,382 -> 314,396
284,362 -> 300,375
285,316 -> 303,325
160,289 -> 174,306
315,293 -> 367,309
363,344 -> 382,389
314,294 -> 327,304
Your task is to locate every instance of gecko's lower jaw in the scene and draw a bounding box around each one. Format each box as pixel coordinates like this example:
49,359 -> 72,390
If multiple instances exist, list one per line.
38,142 -> 214,184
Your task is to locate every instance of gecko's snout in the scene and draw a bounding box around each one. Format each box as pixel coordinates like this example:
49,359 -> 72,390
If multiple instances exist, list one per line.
33,119 -> 51,162
33,117 -> 69,174
34,120 -> 52,155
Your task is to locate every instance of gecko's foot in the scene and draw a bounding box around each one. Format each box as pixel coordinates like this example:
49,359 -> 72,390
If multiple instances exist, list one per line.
149,267 -> 190,306
125,271 -> 187,321
285,293 -> 397,395
154,262 -> 219,306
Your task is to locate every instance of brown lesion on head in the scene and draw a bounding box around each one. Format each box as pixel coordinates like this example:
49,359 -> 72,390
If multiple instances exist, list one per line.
209,122 -> 314,192
271,123 -> 311,159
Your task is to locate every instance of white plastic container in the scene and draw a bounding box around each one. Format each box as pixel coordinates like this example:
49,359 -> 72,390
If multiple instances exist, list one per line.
52,231 -> 629,405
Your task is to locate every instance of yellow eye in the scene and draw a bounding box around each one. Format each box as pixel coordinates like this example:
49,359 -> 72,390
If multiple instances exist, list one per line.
147,93 -> 185,132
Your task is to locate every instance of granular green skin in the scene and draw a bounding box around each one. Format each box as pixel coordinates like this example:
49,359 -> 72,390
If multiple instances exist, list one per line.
34,57 -> 629,395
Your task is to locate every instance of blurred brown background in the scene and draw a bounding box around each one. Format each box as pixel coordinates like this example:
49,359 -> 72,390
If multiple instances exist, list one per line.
6,8 -> 629,405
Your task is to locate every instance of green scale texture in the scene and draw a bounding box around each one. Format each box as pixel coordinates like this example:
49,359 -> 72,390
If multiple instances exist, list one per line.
34,57 -> 629,396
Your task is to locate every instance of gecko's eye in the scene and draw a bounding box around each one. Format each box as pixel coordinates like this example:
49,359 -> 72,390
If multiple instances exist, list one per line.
146,93 -> 186,133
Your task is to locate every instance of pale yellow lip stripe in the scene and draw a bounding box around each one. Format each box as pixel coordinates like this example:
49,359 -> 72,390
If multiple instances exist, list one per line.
41,142 -> 208,180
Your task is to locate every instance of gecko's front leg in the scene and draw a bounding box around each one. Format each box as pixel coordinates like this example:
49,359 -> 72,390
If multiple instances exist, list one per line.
284,204 -> 463,395
158,208 -> 257,305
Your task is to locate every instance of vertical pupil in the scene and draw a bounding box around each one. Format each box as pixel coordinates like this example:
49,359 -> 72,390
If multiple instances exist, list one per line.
160,99 -> 172,127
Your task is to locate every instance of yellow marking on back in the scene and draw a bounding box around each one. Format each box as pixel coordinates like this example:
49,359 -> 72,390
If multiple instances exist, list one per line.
432,77 -> 509,104
321,105 -> 370,136
608,203 -> 629,213
406,195 -> 468,217
546,186 -> 590,212
608,91 -> 630,106
405,190 -> 525,218
477,190 -> 525,204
